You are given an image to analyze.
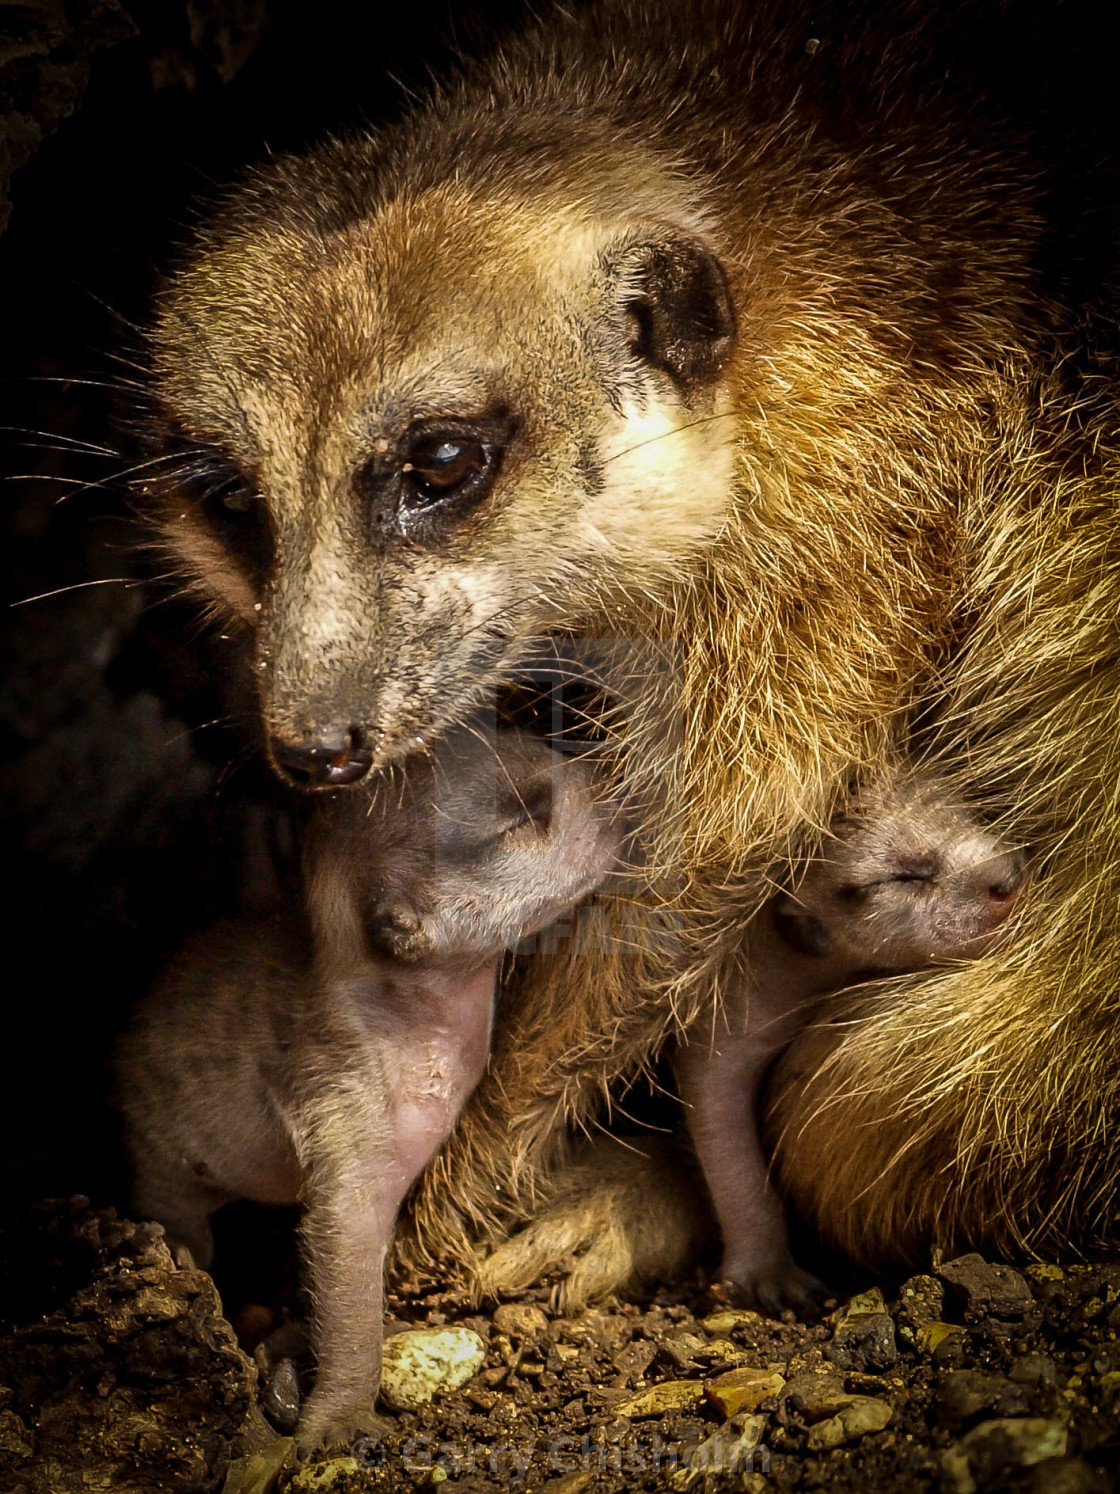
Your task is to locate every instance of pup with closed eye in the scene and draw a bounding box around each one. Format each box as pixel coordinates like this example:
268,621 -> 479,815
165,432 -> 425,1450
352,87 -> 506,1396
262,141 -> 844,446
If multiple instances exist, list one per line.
115,727 -> 623,1453
676,772 -> 1027,1314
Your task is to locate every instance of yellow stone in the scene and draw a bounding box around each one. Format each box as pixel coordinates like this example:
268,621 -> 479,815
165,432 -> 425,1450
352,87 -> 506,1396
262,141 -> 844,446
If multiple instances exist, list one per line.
704,1366 -> 785,1418
916,1321 -> 966,1353
701,1310 -> 761,1336
702,1338 -> 745,1361
840,1288 -> 887,1318
612,1380 -> 707,1417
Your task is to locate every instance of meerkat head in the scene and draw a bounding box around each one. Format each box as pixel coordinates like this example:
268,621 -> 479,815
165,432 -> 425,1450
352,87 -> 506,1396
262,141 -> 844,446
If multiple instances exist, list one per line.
306,726 -> 625,968
773,781 -> 1029,970
146,130 -> 738,787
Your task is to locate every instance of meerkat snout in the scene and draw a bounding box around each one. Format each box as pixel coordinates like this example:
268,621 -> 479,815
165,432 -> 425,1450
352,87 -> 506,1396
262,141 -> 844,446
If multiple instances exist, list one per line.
271,726 -> 375,788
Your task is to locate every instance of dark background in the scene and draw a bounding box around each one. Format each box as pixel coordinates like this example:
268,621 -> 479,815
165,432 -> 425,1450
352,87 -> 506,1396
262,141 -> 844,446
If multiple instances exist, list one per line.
0,0 -> 527,1215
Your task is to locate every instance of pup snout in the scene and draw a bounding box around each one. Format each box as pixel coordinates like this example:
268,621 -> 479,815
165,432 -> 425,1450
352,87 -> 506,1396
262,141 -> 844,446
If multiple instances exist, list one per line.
975,850 -> 1027,926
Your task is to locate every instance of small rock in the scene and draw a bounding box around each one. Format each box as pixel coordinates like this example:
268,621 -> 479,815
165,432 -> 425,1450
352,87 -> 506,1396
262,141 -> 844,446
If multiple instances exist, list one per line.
838,1287 -> 888,1317
0,1407 -> 32,1462
698,1338 -> 744,1362
1009,1353 -> 1057,1388
612,1338 -> 657,1384
262,1358 -> 301,1434
221,1436 -> 298,1494
557,1309 -> 631,1352
286,1458 -> 363,1491
897,1275 -> 945,1343
702,1310 -> 762,1336
938,1255 -> 1037,1325
1014,1457 -> 1112,1494
938,1370 -> 1026,1426
379,1327 -> 486,1409
916,1321 -> 967,1355
704,1366 -> 785,1418
493,1303 -> 549,1340
659,1332 -> 709,1370
539,1474 -> 593,1494
612,1380 -> 707,1417
959,1417 -> 1068,1482
806,1396 -> 892,1450
827,1311 -> 898,1372
781,1369 -> 851,1423
668,1417 -> 766,1489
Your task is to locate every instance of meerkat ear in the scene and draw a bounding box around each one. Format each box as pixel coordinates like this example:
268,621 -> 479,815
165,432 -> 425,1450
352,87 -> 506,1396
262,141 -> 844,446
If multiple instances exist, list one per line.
613,232 -> 736,390
773,904 -> 835,959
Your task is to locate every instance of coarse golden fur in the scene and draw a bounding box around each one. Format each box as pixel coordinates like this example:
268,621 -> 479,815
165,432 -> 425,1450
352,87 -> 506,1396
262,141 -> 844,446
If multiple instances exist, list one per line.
141,0 -> 1120,1303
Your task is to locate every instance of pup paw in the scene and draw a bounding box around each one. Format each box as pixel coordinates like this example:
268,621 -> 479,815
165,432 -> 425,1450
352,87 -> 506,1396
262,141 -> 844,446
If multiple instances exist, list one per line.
720,1254 -> 833,1317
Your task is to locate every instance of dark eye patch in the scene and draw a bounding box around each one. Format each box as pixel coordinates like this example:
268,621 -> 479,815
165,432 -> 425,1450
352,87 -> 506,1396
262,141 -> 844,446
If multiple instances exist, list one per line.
358,408 -> 515,541
171,447 -> 275,588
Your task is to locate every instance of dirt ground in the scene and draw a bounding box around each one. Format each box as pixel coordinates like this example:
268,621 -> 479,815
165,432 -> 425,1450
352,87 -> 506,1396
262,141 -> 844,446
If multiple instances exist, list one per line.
0,1197 -> 1116,1494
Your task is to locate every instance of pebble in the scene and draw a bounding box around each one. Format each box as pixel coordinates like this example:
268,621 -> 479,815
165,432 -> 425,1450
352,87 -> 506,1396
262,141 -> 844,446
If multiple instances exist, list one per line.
539,1474 -> 593,1494
701,1309 -> 762,1336
704,1366 -> 785,1418
261,1358 -> 301,1433
660,1332 -> 709,1370
611,1338 -> 657,1384
668,1416 -> 766,1490
827,1295 -> 898,1373
916,1321 -> 966,1355
937,1370 -> 1027,1426
492,1303 -> 549,1340
286,1458 -> 364,1491
1008,1353 -> 1057,1388
379,1327 -> 486,1409
940,1418 -> 1069,1493
805,1396 -> 892,1450
220,1436 -> 298,1494
611,1380 -> 707,1417
897,1274 -> 946,1343
780,1369 -> 852,1422
938,1254 -> 1037,1324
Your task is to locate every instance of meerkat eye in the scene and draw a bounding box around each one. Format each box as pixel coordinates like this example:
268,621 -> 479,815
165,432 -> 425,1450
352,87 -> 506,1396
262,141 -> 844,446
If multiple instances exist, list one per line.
401,433 -> 496,509
180,450 -> 274,584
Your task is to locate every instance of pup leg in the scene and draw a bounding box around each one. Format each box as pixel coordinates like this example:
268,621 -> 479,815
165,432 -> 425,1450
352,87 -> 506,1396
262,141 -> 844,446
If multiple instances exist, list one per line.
676,1026 -> 828,1314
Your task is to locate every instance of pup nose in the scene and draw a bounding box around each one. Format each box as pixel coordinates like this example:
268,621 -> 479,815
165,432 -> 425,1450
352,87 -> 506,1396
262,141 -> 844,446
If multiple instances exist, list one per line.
270,729 -> 373,788
979,851 -> 1027,924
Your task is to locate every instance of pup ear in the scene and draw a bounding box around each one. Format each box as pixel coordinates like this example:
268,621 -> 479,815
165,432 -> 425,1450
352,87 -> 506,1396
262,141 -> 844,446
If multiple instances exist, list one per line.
772,902 -> 835,959
612,231 -> 736,390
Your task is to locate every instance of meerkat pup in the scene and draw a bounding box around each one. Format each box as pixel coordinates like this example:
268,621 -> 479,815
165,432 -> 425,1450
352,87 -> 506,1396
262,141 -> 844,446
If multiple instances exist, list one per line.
116,728 -> 622,1453
675,774 -> 1027,1313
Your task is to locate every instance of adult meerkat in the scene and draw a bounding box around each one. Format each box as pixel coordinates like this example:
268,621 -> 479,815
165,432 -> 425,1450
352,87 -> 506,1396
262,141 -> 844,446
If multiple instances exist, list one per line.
117,728 -> 622,1451
142,0 -> 1120,1299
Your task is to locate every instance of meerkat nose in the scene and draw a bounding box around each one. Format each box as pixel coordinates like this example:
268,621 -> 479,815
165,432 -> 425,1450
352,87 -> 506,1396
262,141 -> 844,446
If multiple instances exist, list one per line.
270,727 -> 373,788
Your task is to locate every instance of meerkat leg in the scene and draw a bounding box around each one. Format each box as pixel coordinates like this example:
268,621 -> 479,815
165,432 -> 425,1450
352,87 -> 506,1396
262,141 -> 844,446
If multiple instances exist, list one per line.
675,1017 -> 829,1313
294,1152 -> 398,1456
